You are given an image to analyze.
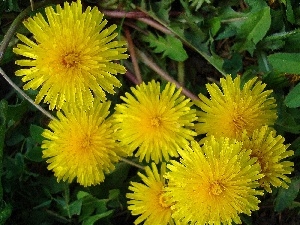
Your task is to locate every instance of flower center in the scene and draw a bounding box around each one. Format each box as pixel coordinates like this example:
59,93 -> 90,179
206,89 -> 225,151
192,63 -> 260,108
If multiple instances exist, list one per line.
62,51 -> 81,68
158,193 -> 171,208
232,112 -> 247,132
78,134 -> 92,152
209,181 -> 225,196
150,117 -> 162,128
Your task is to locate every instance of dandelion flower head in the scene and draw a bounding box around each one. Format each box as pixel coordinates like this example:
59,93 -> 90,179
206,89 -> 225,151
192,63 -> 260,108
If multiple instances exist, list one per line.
113,80 -> 197,163
195,76 -> 277,140
13,0 -> 128,110
127,163 -> 176,225
242,126 -> 294,193
165,138 -> 263,225
42,101 -> 123,187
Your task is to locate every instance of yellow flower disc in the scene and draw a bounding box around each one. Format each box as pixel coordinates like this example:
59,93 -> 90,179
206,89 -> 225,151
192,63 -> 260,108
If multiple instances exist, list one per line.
42,101 -> 123,187
242,126 -> 294,193
165,138 -> 264,225
14,0 -> 128,110
195,76 -> 277,140
113,80 -> 197,163
127,163 -> 177,225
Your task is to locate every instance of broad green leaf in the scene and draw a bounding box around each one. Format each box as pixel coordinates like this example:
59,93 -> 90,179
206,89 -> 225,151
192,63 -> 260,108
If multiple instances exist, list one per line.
151,1 -> 174,23
77,191 -> 90,199
233,7 -> 271,54
30,124 -> 44,144
82,210 -> 113,225
286,0 -> 295,24
6,133 -> 25,146
138,4 -> 225,75
77,191 -> 108,222
143,33 -> 188,61
108,189 -> 120,201
25,144 -> 43,162
268,53 -> 300,74
208,17 -> 221,37
275,177 -> 300,212
245,0 -> 268,12
6,101 -> 28,126
222,53 -> 243,74
68,199 -> 83,216
275,104 -> 300,134
285,82 -> 300,108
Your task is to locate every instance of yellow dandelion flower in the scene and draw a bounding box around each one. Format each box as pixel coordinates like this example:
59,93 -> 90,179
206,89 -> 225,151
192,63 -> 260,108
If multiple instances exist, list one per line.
165,138 -> 264,225
113,80 -> 197,163
195,76 -> 277,140
13,0 -> 128,110
127,163 -> 176,225
242,126 -> 294,193
42,101 -> 123,187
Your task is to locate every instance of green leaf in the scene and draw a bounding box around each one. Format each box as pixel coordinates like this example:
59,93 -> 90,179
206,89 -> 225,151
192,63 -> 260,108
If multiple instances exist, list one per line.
6,133 -> 25,146
68,199 -> 83,216
108,189 -> 120,201
6,101 -> 28,127
285,82 -> 300,108
268,53 -> 300,74
30,124 -> 44,144
82,210 -> 113,225
143,33 -> 188,61
208,17 -> 221,37
222,53 -> 243,74
77,191 -> 90,200
233,6 -> 271,54
286,0 -> 295,24
189,0 -> 211,11
78,192 -> 109,222
151,1 -> 174,23
275,177 -> 300,212
25,144 -> 43,162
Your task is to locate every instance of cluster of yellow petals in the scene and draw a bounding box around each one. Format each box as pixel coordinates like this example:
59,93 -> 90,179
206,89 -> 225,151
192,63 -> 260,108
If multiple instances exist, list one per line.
195,76 -> 277,140
42,101 -> 123,187
127,163 -> 176,225
165,138 -> 264,225
12,0 -> 295,223
14,0 -> 128,110
113,80 -> 197,163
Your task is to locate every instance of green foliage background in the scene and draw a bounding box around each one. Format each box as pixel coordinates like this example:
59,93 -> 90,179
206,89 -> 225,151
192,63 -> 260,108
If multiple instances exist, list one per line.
0,0 -> 300,224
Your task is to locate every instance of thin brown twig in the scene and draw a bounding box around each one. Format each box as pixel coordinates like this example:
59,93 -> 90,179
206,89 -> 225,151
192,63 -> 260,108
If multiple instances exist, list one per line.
124,28 -> 142,84
103,10 -> 172,35
136,49 -> 199,101
0,68 -> 55,120
125,69 -> 139,85
137,17 -> 172,35
123,21 -> 148,35
120,157 -> 145,170
102,10 -> 148,19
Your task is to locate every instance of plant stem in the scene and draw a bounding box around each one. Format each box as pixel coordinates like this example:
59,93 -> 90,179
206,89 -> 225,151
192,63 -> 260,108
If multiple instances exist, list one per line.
136,49 -> 199,101
0,1 -> 53,61
0,68 -> 55,120
0,1 -> 55,121
120,157 -> 145,170
102,10 -> 148,19
125,28 -> 142,84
